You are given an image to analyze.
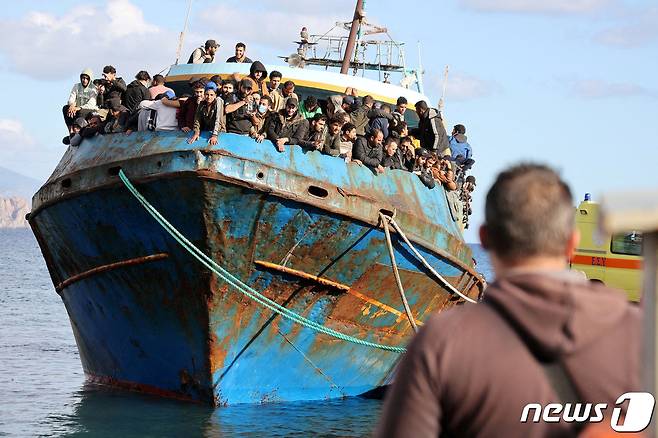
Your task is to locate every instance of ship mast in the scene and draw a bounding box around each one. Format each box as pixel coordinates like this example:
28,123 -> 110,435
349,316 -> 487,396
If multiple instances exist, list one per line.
340,0 -> 365,75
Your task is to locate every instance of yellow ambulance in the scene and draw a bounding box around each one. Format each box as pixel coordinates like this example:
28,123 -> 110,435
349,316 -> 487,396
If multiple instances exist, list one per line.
570,194 -> 643,301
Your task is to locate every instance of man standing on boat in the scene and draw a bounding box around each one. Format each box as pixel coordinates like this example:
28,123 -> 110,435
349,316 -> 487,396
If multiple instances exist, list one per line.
188,39 -> 219,64
226,42 -> 253,63
411,100 -> 450,155
376,164 -> 640,437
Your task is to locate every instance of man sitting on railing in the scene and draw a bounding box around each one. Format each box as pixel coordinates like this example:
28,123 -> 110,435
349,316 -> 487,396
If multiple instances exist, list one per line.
161,81 -> 204,132
267,97 -> 309,152
63,68 -> 98,134
95,65 -> 127,110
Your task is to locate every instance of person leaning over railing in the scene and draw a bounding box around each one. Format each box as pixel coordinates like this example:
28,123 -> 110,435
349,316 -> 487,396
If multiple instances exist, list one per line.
250,95 -> 274,143
188,82 -> 224,146
323,116 -> 343,157
267,97 -> 308,153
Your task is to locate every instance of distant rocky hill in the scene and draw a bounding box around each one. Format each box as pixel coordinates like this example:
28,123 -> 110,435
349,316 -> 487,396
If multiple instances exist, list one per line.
0,167 -> 41,228
0,197 -> 30,228
0,166 -> 41,198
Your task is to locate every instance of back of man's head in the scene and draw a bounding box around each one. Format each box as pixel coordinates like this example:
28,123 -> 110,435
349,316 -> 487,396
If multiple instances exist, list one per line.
453,124 -> 466,134
153,74 -> 165,85
483,164 -> 574,261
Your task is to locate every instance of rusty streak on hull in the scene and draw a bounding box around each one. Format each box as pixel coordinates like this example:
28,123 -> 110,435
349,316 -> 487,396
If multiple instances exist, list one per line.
56,253 -> 169,293
254,259 -> 424,326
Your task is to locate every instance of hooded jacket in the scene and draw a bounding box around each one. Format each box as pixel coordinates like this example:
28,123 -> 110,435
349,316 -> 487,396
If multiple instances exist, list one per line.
123,80 -> 150,114
243,61 -> 269,97
450,133 -> 472,160
376,270 -> 640,438
67,68 -> 98,109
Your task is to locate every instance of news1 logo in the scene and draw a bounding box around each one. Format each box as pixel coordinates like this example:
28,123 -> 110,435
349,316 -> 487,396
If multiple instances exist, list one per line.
520,392 -> 656,432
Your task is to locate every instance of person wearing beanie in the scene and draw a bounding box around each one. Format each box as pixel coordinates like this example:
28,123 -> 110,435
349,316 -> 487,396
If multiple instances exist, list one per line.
63,68 -> 98,133
267,96 -> 309,152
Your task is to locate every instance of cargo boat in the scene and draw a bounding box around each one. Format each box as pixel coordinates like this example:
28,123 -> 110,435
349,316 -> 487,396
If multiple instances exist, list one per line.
28,5 -> 484,406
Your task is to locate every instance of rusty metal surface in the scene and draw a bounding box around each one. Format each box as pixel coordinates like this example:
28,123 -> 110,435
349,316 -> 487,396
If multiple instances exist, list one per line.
29,130 -> 485,405
55,253 -> 169,293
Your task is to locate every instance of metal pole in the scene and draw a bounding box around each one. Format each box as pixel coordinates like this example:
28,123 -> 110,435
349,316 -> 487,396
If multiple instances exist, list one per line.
174,0 -> 193,65
340,0 -> 364,75
642,232 -> 658,436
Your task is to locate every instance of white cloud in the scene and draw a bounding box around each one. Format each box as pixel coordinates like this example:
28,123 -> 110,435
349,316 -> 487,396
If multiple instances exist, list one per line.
570,79 -> 657,99
594,7 -> 658,48
460,0 -> 614,15
0,0 -> 177,81
434,71 -> 499,102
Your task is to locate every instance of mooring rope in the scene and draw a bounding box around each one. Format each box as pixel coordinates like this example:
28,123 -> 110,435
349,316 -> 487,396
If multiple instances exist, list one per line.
386,216 -> 479,304
379,213 -> 419,333
118,170 -> 406,353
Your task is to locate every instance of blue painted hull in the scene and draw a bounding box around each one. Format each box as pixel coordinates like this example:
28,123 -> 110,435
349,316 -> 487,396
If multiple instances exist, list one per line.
29,131 -> 482,405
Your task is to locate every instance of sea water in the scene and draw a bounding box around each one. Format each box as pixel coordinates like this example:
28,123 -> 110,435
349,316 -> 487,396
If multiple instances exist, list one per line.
0,228 -> 492,437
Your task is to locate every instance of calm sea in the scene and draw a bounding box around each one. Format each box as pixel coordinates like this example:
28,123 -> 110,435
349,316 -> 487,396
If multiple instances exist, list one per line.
0,228 -> 492,437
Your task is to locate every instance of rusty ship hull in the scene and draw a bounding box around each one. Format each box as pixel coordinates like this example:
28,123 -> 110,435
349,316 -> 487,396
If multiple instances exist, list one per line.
28,130 -> 482,405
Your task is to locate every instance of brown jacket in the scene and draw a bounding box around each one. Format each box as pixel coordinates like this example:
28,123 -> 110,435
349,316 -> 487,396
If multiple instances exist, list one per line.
375,270 -> 641,438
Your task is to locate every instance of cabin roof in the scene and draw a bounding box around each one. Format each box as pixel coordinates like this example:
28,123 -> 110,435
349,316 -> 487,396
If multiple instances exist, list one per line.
166,62 -> 430,105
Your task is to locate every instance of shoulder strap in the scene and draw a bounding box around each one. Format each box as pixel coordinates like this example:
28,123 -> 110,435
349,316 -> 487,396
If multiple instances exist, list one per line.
486,302 -> 582,404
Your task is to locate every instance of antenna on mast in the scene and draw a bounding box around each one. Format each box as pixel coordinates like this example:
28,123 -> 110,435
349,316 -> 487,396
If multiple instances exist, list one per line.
175,0 -> 193,65
416,41 -> 425,94
439,65 -> 449,113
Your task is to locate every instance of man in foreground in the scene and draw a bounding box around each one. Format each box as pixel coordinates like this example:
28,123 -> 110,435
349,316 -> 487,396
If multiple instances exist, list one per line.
375,163 -> 640,438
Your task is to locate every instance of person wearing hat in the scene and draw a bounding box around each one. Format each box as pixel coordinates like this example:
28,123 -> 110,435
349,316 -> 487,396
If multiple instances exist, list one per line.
63,68 -> 98,133
224,78 -> 256,135
188,39 -> 219,64
188,81 -> 224,146
299,95 -> 322,120
267,97 -> 309,152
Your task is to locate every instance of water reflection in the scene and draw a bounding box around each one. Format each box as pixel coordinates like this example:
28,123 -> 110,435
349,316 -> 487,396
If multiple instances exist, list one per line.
58,384 -> 382,437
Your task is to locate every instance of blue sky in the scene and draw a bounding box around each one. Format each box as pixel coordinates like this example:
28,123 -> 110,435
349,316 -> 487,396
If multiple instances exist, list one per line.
0,0 -> 656,241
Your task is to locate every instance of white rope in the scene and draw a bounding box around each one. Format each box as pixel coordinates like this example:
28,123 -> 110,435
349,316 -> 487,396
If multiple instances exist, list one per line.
387,216 -> 479,304
379,213 -> 418,333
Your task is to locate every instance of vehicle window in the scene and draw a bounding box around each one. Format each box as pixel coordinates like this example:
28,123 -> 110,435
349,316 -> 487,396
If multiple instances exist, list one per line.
610,232 -> 643,256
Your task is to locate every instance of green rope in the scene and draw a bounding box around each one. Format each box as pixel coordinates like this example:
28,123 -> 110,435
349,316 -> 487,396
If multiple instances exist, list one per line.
118,170 -> 406,353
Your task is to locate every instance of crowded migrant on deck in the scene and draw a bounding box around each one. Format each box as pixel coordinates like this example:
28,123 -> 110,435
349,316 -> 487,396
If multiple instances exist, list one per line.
62,38 -> 477,227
